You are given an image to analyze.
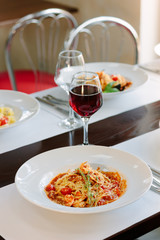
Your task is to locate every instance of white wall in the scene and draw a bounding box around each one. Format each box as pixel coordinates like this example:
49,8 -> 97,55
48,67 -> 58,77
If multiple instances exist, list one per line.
48,0 -> 140,32
140,0 -> 160,63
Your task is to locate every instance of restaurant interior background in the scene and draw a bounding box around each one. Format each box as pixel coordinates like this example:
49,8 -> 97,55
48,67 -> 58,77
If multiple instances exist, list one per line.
0,1 -> 160,239
0,0 -> 159,74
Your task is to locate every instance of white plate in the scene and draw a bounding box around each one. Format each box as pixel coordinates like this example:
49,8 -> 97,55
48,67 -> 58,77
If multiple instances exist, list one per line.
15,145 -> 152,214
0,90 -> 40,130
85,62 -> 148,99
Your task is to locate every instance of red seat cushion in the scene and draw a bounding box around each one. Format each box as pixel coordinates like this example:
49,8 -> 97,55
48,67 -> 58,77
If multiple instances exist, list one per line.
0,70 -> 57,94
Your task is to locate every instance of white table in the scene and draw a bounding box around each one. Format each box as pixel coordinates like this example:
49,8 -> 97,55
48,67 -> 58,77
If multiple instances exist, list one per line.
0,63 -> 160,240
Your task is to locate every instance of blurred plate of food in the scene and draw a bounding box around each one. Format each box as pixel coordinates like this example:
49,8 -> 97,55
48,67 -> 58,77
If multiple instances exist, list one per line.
85,62 -> 148,99
0,90 -> 40,131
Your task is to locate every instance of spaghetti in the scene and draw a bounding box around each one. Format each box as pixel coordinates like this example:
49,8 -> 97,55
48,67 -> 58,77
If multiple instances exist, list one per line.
44,162 -> 127,208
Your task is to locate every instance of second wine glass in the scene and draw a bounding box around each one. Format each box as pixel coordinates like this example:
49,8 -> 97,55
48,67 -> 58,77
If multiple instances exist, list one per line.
69,71 -> 103,145
55,50 -> 85,129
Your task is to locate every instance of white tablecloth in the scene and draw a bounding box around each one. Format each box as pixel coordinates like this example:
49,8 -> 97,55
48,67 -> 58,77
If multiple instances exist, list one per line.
0,70 -> 160,154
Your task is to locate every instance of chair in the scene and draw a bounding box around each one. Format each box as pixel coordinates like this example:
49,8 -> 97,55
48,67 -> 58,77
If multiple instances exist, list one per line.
65,16 -> 139,65
4,8 -> 78,93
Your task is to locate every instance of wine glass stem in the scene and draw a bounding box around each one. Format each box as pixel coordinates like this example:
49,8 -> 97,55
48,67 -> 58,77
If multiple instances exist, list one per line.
69,107 -> 75,123
67,91 -> 75,123
82,117 -> 89,145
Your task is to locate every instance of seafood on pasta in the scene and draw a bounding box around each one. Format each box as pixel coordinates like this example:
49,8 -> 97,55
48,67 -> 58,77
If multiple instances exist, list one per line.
44,162 -> 127,208
96,71 -> 132,92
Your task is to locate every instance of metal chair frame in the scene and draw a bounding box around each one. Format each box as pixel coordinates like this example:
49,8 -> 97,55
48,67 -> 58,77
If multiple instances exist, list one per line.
65,16 -> 139,65
5,8 -> 78,91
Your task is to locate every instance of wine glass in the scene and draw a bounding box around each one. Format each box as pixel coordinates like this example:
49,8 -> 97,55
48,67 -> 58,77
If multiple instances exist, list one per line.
69,71 -> 103,145
55,50 -> 85,129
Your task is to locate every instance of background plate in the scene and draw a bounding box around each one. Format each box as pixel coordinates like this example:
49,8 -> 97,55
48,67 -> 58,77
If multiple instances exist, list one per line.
0,90 -> 40,130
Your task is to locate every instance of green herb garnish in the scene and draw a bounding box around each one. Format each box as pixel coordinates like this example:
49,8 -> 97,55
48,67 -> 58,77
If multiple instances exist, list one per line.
77,168 -> 94,206
103,82 -> 120,93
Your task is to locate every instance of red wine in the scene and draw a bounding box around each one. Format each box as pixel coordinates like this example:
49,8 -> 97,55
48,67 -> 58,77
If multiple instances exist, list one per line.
69,85 -> 103,117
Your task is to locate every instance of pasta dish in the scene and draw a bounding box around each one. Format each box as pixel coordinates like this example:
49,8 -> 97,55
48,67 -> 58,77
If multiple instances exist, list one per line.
0,107 -> 16,127
44,162 -> 127,208
97,71 -> 132,93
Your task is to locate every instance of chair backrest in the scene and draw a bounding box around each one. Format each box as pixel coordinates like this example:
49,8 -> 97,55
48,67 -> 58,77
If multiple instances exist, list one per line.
65,16 -> 139,65
5,8 -> 78,92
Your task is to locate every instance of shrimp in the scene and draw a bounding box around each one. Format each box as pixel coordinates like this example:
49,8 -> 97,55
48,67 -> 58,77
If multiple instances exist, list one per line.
79,162 -> 92,174
72,200 -> 86,208
96,71 -> 112,91
64,194 -> 74,207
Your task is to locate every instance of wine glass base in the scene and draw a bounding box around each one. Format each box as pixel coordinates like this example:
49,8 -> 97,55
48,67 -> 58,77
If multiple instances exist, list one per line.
58,118 -> 81,129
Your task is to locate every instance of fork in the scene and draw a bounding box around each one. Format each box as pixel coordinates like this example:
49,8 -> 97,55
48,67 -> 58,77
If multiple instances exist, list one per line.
151,183 -> 160,192
36,97 -> 69,115
43,95 -> 68,106
150,168 -> 160,193
150,167 -> 160,176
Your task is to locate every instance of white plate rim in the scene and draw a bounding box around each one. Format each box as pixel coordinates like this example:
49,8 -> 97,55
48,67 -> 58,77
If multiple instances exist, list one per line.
0,90 -> 40,131
15,145 -> 152,214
